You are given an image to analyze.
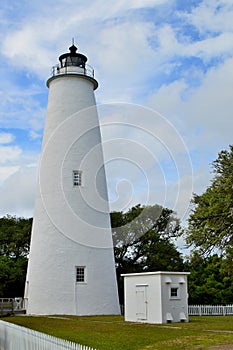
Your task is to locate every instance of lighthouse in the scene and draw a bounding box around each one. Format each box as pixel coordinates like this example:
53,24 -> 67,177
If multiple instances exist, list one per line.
24,44 -> 120,315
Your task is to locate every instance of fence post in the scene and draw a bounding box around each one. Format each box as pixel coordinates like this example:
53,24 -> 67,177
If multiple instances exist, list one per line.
223,306 -> 226,316
199,305 -> 202,316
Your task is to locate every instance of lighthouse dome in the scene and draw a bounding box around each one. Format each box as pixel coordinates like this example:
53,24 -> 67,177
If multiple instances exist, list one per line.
59,44 -> 87,68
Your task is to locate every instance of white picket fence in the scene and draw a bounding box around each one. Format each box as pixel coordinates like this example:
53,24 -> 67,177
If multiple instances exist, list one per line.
188,304 -> 233,316
0,320 -> 97,350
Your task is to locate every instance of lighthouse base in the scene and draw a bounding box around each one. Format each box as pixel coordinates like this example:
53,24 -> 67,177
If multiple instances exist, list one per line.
24,217 -> 120,316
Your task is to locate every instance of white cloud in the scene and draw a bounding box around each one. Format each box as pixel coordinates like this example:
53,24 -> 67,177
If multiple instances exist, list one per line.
2,26 -> 54,79
147,54 -> 233,199
0,129 -> 39,217
185,0 -> 233,34
0,145 -> 22,163
0,165 -> 19,182
0,2 -> 138,78
102,0 -> 168,14
149,56 -> 233,149
0,86 -> 46,131
0,166 -> 37,217
0,133 -> 14,144
184,32 -> 233,61
29,130 -> 41,140
98,103 -> 193,216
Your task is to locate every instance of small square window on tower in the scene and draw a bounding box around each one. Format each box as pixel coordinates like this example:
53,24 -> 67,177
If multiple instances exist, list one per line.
73,170 -> 82,187
76,266 -> 86,283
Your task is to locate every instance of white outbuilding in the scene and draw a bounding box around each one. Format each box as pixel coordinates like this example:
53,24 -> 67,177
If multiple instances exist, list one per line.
122,271 -> 190,324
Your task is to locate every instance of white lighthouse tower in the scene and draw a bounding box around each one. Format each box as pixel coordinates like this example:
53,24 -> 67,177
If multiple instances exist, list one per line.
24,44 -> 120,315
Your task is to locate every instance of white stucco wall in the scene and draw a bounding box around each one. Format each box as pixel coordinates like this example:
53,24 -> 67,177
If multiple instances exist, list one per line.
160,273 -> 189,323
123,273 -> 163,323
122,272 -> 189,324
25,70 -> 120,315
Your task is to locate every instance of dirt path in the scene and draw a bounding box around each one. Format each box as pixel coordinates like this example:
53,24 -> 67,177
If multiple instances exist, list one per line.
210,345 -> 233,349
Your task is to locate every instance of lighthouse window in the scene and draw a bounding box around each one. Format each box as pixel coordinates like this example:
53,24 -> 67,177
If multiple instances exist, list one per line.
76,266 -> 86,283
73,170 -> 82,186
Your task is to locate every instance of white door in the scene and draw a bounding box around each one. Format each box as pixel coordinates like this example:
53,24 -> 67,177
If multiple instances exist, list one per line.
136,285 -> 148,320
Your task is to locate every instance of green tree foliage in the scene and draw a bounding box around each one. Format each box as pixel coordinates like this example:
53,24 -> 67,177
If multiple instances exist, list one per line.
0,216 -> 32,297
185,252 -> 233,304
187,145 -> 233,254
111,204 -> 184,303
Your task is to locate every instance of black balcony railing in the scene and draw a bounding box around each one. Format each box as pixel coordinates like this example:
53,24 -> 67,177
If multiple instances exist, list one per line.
51,63 -> 95,78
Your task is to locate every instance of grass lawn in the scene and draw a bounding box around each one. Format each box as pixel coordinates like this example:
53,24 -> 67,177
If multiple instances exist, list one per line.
1,315 -> 233,350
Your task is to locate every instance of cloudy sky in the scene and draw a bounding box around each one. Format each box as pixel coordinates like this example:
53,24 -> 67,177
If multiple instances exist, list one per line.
0,0 -> 233,230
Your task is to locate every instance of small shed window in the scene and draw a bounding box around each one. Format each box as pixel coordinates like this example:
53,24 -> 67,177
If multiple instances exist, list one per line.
76,266 -> 86,283
73,170 -> 82,187
170,285 -> 180,299
171,287 -> 178,297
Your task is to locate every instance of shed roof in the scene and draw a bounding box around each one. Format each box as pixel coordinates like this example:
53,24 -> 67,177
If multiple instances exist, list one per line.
121,271 -> 190,277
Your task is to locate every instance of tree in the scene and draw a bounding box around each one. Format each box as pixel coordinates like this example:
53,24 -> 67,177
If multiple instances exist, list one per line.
186,145 -> 233,254
0,216 -> 32,258
111,204 -> 184,303
185,252 -> 233,304
0,216 -> 32,297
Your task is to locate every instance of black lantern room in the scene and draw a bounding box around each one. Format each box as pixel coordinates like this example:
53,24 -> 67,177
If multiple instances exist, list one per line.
59,44 -> 87,68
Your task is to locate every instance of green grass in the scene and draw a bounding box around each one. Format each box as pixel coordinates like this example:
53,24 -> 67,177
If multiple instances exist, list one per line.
1,315 -> 233,350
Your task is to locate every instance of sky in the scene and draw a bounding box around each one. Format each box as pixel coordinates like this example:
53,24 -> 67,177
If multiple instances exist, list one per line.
0,0 -> 233,243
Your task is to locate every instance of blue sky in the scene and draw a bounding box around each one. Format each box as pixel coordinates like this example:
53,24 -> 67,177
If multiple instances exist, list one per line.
0,0 -> 233,236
